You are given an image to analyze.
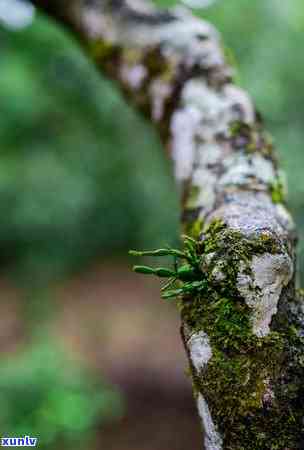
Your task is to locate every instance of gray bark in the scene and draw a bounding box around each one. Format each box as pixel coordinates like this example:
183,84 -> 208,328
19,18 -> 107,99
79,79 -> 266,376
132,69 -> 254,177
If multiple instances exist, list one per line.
30,1 -> 304,448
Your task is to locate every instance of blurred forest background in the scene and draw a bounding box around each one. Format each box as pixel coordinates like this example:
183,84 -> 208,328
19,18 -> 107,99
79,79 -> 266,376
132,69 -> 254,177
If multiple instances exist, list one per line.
0,0 -> 303,449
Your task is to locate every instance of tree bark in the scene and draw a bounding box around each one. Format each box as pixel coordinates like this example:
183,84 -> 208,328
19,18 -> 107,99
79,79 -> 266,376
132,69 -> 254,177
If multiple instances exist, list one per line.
30,1 -> 304,448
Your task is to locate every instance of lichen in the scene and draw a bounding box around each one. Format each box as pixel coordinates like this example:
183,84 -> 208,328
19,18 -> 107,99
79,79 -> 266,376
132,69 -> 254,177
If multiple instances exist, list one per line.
219,152 -> 276,189
120,63 -> 147,89
190,168 -> 217,212
237,252 -> 293,337
197,393 -> 223,450
188,331 -> 213,372
171,104 -> 201,181
149,78 -> 173,121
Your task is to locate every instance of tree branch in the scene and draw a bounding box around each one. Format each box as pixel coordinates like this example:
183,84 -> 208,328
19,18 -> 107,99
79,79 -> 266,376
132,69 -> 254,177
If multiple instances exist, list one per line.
31,1 -> 304,448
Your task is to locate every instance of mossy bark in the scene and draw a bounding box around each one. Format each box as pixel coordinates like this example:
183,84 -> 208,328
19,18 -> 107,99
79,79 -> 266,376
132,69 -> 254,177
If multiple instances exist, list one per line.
31,1 -> 304,448
181,220 -> 303,449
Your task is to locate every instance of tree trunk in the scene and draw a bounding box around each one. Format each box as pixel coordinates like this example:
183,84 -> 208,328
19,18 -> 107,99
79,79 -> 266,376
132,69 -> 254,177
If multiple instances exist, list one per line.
30,1 -> 304,448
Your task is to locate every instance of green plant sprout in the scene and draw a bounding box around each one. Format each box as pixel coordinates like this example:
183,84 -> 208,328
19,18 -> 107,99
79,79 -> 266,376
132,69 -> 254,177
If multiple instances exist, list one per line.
129,235 -> 207,300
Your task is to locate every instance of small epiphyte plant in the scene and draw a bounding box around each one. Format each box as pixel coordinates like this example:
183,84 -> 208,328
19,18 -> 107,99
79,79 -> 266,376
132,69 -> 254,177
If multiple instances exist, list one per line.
129,235 -> 207,300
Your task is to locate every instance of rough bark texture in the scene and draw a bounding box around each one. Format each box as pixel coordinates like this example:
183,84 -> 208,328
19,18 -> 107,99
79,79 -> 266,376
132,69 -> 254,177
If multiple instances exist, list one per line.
31,1 -> 304,448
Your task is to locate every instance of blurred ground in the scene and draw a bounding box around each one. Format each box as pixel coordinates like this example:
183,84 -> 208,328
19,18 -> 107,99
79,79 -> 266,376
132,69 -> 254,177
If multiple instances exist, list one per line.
0,261 -> 202,450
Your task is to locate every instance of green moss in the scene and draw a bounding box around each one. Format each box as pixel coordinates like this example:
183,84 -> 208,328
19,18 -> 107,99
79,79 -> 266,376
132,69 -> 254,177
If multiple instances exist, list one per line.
208,328 -> 304,449
189,305 -> 303,449
183,217 -> 204,240
143,48 -> 169,76
122,48 -> 143,65
89,40 -> 117,60
202,219 -> 280,261
201,218 -> 226,253
185,185 -> 201,210
181,287 -> 295,448
269,177 -> 286,204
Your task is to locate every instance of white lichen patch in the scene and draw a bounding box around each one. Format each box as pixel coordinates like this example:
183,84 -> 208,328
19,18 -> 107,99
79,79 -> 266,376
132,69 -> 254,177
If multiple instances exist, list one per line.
120,63 -> 147,90
190,168 -> 217,212
149,78 -> 172,122
156,7 -> 224,69
92,2 -> 224,71
188,331 -> 212,372
125,0 -> 157,15
251,154 -> 276,182
181,80 -> 254,138
219,153 -> 276,188
196,142 -> 222,167
237,252 -> 293,337
275,203 -> 295,232
197,393 -> 223,450
170,78 -> 254,184
171,105 -> 201,181
210,260 -> 226,283
182,81 -> 224,140
82,8 -> 118,40
224,84 -> 255,124
208,192 -> 289,239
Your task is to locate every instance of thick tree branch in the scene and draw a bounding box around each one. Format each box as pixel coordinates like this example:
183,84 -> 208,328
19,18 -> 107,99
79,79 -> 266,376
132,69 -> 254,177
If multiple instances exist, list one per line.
31,1 -> 304,448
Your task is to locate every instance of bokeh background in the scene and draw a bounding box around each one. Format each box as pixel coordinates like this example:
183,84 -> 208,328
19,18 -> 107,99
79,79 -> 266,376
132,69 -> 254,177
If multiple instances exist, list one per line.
0,0 -> 303,449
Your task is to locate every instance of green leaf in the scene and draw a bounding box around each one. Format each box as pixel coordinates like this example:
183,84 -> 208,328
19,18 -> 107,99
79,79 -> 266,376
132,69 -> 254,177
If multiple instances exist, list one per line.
129,248 -> 186,258
161,288 -> 184,299
133,265 -> 155,274
154,267 -> 175,278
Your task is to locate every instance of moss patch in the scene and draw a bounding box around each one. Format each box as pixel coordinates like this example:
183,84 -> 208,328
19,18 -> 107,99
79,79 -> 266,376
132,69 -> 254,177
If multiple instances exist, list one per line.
269,177 -> 286,204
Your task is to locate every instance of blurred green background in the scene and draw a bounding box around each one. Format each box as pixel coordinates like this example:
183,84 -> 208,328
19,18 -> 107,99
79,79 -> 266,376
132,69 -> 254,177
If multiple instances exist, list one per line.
0,0 -> 303,449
